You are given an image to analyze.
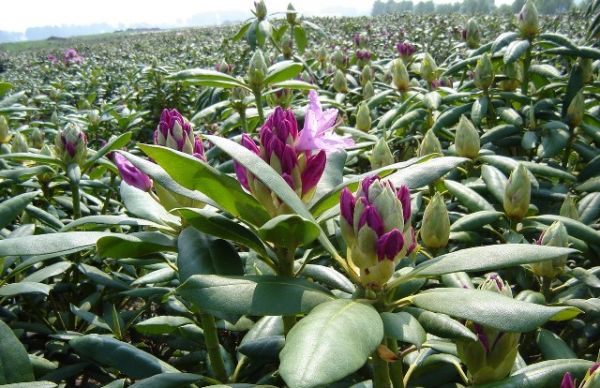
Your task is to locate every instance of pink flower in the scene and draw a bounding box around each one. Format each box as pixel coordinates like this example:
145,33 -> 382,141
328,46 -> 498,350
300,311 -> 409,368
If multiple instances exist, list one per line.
295,90 -> 354,153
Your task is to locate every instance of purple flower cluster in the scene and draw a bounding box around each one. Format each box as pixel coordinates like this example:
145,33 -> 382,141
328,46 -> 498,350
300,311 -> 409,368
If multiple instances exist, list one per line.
154,108 -> 205,160
396,41 -> 416,59
63,48 -> 83,65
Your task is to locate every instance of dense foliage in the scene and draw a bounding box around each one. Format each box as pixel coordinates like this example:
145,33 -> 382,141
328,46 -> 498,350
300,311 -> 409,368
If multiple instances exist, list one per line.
0,0 -> 599,387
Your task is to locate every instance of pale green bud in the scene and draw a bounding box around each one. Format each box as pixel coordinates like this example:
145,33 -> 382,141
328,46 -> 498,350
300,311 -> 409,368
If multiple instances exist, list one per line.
518,0 -> 539,39
455,115 -> 480,159
55,123 -> 88,166
418,130 -> 442,157
0,116 -> 11,144
474,53 -> 494,90
560,194 -> 579,220
420,192 -> 450,249
501,62 -> 522,91
11,132 -> 29,153
371,138 -> 394,169
566,90 -> 584,129
391,59 -> 410,92
465,18 -> 480,49
503,163 -> 531,220
333,70 -> 348,93
421,53 -> 437,83
479,274 -> 513,298
360,65 -> 373,87
579,57 -> 593,84
531,221 -> 569,278
31,127 -> 44,149
356,103 -> 371,131
253,0 -> 267,20
286,3 -> 297,25
363,80 -> 375,100
247,49 -> 268,90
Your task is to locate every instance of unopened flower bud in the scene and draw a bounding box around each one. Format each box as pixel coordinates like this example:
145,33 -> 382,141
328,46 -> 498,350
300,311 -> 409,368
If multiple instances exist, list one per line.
356,103 -> 371,132
331,50 -> 349,70
267,88 -> 293,109
580,57 -> 593,84
420,192 -> 450,249
455,115 -> 480,159
114,153 -> 153,192
501,62 -> 522,91
253,0 -> 267,20
371,138 -> 394,169
456,274 -> 520,384
421,53 -> 437,83
464,18 -> 480,49
55,123 -> 87,166
154,108 -> 205,160
360,65 -> 373,86
531,221 -> 569,278
518,0 -> 539,39
31,127 -> 44,149
0,116 -> 11,144
247,49 -> 268,90
560,194 -> 579,220
474,53 -> 494,90
566,90 -> 584,129
503,163 -> 531,220
333,70 -> 348,93
286,3 -> 296,24
418,130 -> 442,157
363,81 -> 375,100
396,41 -> 416,60
11,132 -> 29,153
391,59 -> 410,92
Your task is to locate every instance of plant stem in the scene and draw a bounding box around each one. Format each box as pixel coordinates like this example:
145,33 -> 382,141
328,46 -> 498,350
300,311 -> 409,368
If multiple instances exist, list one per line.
372,349 -> 392,388
387,339 -> 405,388
239,106 -> 248,133
279,247 -> 297,335
562,127 -> 576,169
521,43 -> 533,96
70,180 -> 81,219
541,277 -> 553,302
253,89 -> 265,123
199,312 -> 228,383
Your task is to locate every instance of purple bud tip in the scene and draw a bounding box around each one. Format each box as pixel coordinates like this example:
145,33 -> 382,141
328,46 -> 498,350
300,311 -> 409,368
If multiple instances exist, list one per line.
361,175 -> 380,198
114,153 -> 153,192
590,362 -> 600,375
473,323 -> 490,353
396,185 -> 411,223
489,274 -> 504,290
301,150 -> 326,194
560,372 -> 575,388
193,137 -> 205,161
358,205 -> 385,236
406,227 -> 417,255
376,229 -> 404,261
340,187 -> 356,224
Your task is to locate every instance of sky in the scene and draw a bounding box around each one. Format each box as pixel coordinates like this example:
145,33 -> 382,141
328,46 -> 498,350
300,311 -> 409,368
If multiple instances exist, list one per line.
2,0 -> 513,32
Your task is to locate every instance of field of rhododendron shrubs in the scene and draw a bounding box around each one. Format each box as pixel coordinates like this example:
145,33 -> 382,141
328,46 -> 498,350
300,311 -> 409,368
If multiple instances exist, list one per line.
0,0 -> 599,386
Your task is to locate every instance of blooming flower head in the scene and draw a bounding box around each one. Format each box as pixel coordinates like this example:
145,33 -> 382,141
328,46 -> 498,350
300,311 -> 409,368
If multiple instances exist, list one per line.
63,48 -> 83,65
154,108 -> 205,160
340,176 -> 414,289
114,152 -> 153,192
47,54 -> 58,64
295,90 -> 354,153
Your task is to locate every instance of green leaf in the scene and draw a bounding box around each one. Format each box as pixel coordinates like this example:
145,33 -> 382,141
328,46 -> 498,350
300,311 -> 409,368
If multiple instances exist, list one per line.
293,25 -> 308,53
177,208 -> 267,258
177,227 -> 244,282
0,165 -> 54,181
258,214 -> 320,248
83,131 -> 132,170
444,180 -> 495,212
135,316 -> 195,335
414,244 -> 576,277
388,157 -> 467,189
536,328 -> 576,360
475,359 -> 594,388
0,191 -> 39,230
528,214 -> 600,246
450,211 -> 504,232
119,182 -> 180,227
131,267 -> 176,286
279,299 -> 383,388
69,304 -> 112,331
410,288 -> 580,332
264,61 -> 303,85
0,319 -> 35,384
503,39 -> 530,64
167,69 -> 249,90
481,164 -> 508,203
137,145 -> 269,227
381,312 -> 426,348
270,80 -> 317,90
177,275 -> 334,317
403,307 -> 477,341
0,232 -> 110,258
69,335 -> 179,379
96,232 -> 177,258
22,262 -> 72,283
129,373 -> 203,388
0,282 -> 51,296
0,153 -> 62,166
61,215 -> 170,232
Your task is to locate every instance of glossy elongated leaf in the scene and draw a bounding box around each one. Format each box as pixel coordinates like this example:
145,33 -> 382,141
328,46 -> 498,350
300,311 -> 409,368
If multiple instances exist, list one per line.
264,61 -> 303,84
450,211 -> 503,232
83,131 -> 132,169
0,165 -> 53,181
0,319 -> 35,384
0,232 -> 110,258
388,157 -> 467,189
61,214 -> 170,232
131,267 -> 176,286
444,180 -> 495,212
22,262 -> 72,283
475,359 -> 594,388
280,299 -> 383,388
69,335 -> 179,379
137,145 -> 269,226
119,182 -> 180,227
167,68 -> 248,90
69,304 -> 111,331
0,282 -> 52,296
381,312 -> 426,347
177,208 -> 267,258
96,232 -> 177,258
271,80 -> 317,90
536,328 -> 576,360
258,214 -> 320,248
413,244 -> 576,277
177,275 -> 334,317
0,191 -> 39,230
129,373 -> 203,388
404,307 -> 477,341
177,227 -> 244,282
503,39 -> 530,64
491,31 -> 519,53
481,164 -> 508,203
135,316 -> 195,335
410,288 -> 580,332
